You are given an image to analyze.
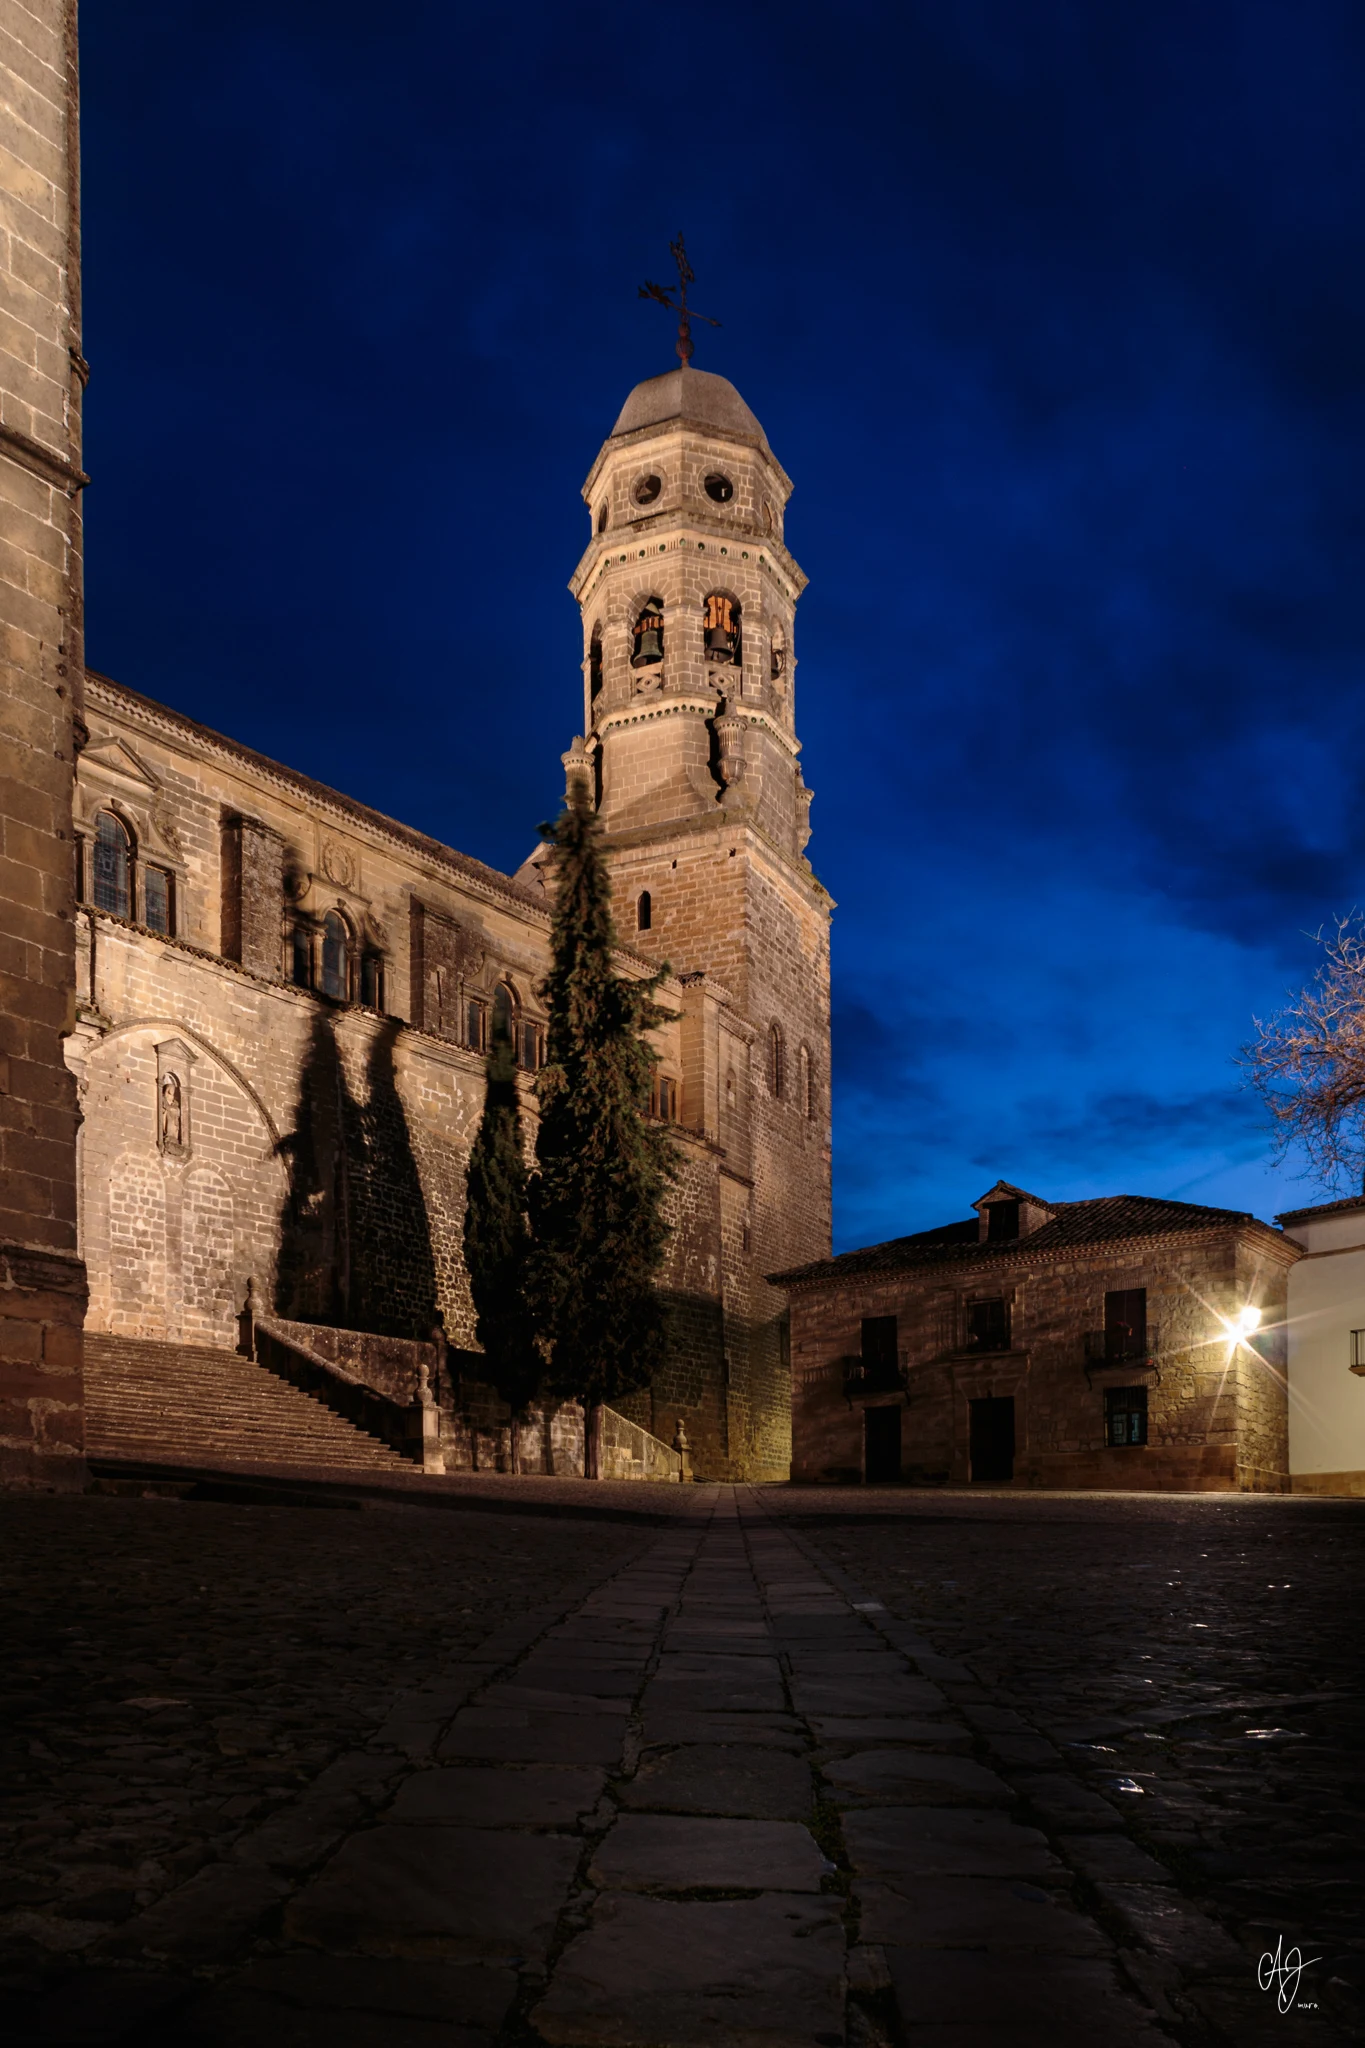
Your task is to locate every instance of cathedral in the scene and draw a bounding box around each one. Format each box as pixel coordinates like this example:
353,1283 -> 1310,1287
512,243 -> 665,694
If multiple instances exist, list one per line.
58,363 -> 832,1483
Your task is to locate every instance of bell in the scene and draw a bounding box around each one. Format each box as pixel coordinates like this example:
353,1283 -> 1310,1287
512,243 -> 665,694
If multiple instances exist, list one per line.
631,626 -> 663,667
705,626 -> 734,661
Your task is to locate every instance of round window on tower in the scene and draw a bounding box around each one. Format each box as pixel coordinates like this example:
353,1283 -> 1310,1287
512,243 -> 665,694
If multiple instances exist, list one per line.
704,473 -> 734,504
633,474 -> 662,507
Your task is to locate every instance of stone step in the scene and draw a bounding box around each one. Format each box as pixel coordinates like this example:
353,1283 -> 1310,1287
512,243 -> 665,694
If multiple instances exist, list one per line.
84,1334 -> 417,1476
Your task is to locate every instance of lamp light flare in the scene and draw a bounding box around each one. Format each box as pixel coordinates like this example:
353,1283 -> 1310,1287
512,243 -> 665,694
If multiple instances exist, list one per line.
1236,1305 -> 1262,1334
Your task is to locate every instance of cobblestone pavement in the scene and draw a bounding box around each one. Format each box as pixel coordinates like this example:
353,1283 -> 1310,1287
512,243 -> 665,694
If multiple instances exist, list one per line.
0,1485 -> 659,2039
1,1483 -> 1359,2045
768,1486 -> 1364,2045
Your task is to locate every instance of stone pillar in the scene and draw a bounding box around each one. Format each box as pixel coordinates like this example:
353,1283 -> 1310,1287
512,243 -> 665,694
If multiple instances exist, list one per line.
221,813 -> 285,978
0,1 -> 88,1488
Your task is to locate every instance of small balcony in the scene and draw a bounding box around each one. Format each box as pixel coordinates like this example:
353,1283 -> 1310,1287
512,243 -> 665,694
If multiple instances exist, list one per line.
841,1356 -> 906,1400
1084,1326 -> 1159,1370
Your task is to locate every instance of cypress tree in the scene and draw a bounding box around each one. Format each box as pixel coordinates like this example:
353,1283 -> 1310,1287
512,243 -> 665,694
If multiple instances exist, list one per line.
462,1020 -> 539,1426
530,790 -> 675,1424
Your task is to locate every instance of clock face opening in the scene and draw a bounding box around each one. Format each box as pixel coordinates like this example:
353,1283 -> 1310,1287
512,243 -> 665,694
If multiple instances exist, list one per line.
704,473 -> 734,503
633,474 -> 662,506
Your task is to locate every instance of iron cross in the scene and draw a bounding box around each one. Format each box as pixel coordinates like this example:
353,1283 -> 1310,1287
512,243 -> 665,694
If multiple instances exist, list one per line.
638,233 -> 721,366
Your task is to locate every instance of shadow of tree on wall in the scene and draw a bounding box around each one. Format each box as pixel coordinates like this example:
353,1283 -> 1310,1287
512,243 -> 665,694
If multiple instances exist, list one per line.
275,1012 -> 438,1339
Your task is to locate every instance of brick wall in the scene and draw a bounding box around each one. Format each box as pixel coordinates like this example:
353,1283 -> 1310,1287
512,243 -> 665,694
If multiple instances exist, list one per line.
0,0 -> 86,1487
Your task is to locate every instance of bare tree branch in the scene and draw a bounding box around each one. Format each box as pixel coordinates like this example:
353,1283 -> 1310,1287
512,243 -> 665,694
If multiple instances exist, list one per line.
1242,911 -> 1365,1191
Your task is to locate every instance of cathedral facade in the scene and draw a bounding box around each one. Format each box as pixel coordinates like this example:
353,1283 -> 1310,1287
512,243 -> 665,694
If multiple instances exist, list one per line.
59,367 -> 832,1483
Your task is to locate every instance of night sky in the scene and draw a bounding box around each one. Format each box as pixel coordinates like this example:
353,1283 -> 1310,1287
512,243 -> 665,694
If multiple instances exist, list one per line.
79,3 -> 1365,1251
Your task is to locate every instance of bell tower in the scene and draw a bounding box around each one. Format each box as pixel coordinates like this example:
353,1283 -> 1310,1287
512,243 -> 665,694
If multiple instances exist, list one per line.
562,362 -> 833,1477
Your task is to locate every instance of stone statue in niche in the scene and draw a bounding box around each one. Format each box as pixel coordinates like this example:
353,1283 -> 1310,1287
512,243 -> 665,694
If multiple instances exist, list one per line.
154,1038 -> 195,1159
159,1072 -> 183,1151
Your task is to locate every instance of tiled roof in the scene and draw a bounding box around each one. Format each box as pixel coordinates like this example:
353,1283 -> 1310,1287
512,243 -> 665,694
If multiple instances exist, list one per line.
771,1193 -> 1274,1288
1274,1194 -> 1365,1225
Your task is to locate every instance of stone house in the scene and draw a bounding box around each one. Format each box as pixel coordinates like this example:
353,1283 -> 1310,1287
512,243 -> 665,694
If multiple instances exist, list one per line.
776,1180 -> 1296,1491
56,360 -> 831,1484
1277,1196 -> 1365,1497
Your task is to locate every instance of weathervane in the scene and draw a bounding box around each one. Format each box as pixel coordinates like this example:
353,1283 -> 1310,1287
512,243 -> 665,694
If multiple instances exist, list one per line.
638,233 -> 721,367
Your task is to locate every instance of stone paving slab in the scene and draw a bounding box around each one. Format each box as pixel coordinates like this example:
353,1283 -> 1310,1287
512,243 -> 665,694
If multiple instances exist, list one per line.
653,1653 -> 783,1680
438,1708 -> 628,1764
389,1766 -> 606,1827
589,1815 -> 830,1892
174,1955 -> 517,2048
638,1708 -> 807,1751
843,1807 -> 1064,1879
284,1824 -> 581,1962
1012,1772 -> 1125,1830
861,1875 -> 1110,1953
1056,1833 -> 1178,1884
808,1714 -> 972,1749
883,1948 -> 1168,2045
531,1892 -> 847,2047
620,1743 -> 814,1819
821,1747 -> 1016,1807
642,1675 -> 788,1713
792,1675 -> 948,1715
479,1685 -> 633,1715
1092,1882 -> 1248,1974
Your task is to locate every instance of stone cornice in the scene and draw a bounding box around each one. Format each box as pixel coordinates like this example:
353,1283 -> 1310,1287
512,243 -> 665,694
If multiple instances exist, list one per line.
601,810 -> 833,914
0,421 -> 88,492
772,1218 -> 1299,1291
581,416 -> 795,505
85,672 -> 551,929
571,526 -> 806,606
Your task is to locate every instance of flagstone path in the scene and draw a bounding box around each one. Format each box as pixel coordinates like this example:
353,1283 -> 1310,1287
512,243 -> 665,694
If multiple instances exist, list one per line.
6,1482 -> 1356,2044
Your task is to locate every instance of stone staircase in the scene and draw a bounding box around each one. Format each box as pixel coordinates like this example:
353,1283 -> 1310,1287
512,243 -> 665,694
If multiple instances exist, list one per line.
84,1334 -> 417,1478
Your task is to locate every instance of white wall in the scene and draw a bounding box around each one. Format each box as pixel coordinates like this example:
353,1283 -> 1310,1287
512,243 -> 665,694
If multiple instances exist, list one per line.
1283,1210 -> 1365,1481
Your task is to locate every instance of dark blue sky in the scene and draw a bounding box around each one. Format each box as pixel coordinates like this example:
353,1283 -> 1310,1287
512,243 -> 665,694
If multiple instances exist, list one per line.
80,2 -> 1365,1249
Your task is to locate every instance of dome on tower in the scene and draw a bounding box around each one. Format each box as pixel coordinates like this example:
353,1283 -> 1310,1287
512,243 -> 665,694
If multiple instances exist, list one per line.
610,366 -> 770,453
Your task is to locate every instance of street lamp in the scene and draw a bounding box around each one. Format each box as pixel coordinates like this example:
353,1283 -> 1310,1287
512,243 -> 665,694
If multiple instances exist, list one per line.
1236,1305 -> 1262,1335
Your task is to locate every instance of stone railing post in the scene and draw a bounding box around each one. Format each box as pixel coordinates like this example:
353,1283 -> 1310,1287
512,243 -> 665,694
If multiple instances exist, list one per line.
674,1416 -> 693,1483
417,1359 -> 445,1475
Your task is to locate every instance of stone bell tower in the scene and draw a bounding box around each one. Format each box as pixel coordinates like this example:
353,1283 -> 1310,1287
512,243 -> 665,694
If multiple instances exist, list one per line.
561,362 -> 833,1476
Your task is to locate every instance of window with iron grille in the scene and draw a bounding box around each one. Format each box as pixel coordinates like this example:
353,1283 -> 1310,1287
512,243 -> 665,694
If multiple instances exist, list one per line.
1104,1287 -> 1147,1361
651,1074 -> 677,1121
861,1315 -> 898,1373
966,1297 -> 1010,1352
1104,1384 -> 1148,1447
465,999 -> 487,1053
1352,1330 -> 1365,1370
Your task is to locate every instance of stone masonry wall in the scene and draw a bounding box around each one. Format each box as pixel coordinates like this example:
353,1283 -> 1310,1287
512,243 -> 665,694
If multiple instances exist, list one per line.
64,677 -> 787,1478
790,1228 -> 1294,1491
0,0 -> 87,1487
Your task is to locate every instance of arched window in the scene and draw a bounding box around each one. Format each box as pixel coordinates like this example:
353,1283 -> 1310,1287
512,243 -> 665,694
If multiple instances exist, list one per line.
703,593 -> 741,665
769,1022 -> 785,1099
596,500 -> 608,535
93,811 -> 132,918
799,1044 -> 815,1120
492,981 -> 516,1044
589,625 -> 603,704
770,624 -> 786,679
320,912 -> 349,1000
637,890 -> 652,932
631,597 -> 664,668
